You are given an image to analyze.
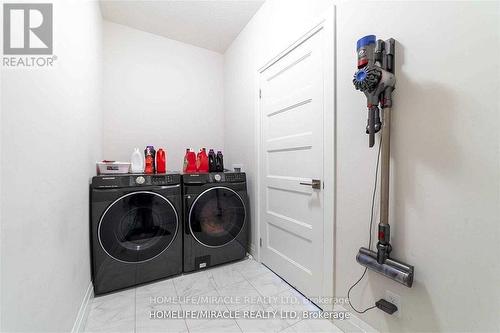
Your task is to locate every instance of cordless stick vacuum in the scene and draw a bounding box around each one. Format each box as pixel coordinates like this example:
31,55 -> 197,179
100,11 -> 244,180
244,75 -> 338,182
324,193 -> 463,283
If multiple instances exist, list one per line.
353,35 -> 414,288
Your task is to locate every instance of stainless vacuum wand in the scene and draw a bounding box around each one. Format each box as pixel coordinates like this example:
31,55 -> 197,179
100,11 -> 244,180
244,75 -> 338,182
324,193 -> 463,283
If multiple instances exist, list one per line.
353,36 -> 414,287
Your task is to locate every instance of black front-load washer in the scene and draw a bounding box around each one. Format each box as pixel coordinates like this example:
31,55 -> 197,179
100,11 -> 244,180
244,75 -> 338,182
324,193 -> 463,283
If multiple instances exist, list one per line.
90,173 -> 182,295
183,172 -> 249,272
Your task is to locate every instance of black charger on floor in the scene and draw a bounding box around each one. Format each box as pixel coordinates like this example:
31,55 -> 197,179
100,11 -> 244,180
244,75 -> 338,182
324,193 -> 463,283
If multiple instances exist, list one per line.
375,299 -> 398,315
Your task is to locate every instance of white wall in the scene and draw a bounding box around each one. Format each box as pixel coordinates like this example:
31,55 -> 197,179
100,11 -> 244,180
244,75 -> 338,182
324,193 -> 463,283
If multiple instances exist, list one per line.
0,1 -> 103,331
225,0 -> 500,331
103,21 -> 224,170
224,0 -> 334,253
335,1 -> 500,332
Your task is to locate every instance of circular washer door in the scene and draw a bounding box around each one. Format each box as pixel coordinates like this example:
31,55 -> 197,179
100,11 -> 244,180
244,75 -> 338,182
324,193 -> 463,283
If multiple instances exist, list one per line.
189,187 -> 246,248
98,191 -> 179,263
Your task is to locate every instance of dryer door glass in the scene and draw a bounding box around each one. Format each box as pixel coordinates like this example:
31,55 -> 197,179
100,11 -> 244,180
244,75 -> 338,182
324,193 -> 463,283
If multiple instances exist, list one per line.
189,187 -> 246,247
99,192 -> 178,263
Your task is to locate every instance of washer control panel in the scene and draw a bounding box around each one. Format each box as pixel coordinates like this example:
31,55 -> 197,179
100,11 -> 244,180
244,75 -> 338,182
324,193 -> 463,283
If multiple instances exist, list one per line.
132,174 -> 179,186
150,175 -> 177,185
92,173 -> 181,188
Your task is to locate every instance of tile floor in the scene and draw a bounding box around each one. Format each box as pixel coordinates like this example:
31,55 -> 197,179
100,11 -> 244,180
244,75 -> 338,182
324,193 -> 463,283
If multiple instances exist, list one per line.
84,258 -> 343,333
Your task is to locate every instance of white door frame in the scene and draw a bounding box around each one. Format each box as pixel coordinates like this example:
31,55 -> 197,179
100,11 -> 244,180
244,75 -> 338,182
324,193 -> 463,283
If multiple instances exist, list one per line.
254,6 -> 336,309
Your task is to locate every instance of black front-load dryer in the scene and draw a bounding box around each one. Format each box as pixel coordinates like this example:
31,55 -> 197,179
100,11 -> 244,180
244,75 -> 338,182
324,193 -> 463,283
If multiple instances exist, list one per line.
183,172 -> 249,272
90,174 -> 182,295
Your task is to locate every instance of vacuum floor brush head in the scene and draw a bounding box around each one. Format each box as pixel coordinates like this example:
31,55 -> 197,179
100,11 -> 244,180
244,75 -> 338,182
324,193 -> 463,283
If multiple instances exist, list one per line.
356,247 -> 414,287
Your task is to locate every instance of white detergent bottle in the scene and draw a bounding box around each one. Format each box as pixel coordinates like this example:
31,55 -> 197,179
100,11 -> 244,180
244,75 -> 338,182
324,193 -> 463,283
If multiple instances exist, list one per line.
130,148 -> 144,173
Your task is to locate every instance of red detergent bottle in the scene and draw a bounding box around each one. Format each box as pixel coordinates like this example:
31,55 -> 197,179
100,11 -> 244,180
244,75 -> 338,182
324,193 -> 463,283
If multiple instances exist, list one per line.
144,145 -> 155,174
196,149 -> 202,171
199,148 -> 209,172
185,149 -> 197,173
156,148 -> 166,173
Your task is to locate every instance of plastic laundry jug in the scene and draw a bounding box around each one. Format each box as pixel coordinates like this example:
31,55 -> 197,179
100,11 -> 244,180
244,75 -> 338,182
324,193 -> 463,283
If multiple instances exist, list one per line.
130,148 -> 144,173
183,148 -> 189,172
208,149 -> 216,172
197,148 -> 209,173
186,150 -> 197,173
156,148 -> 166,173
196,150 -> 202,171
144,145 -> 156,174
216,151 -> 224,172
183,148 -> 197,173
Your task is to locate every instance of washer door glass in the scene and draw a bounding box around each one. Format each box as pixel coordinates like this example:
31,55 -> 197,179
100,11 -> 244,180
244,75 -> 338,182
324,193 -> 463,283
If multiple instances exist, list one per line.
189,187 -> 246,247
99,191 -> 178,263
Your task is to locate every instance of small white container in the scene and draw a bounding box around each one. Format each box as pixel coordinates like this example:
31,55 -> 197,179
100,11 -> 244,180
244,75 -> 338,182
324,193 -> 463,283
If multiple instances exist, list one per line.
97,161 -> 131,174
130,148 -> 144,173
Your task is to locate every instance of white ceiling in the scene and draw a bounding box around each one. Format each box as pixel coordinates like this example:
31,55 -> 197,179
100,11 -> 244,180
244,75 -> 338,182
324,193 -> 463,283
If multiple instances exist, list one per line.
100,0 -> 265,53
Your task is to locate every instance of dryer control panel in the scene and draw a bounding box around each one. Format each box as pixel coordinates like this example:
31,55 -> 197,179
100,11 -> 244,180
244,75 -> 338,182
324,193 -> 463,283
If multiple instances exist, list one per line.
223,172 -> 246,183
183,172 -> 246,184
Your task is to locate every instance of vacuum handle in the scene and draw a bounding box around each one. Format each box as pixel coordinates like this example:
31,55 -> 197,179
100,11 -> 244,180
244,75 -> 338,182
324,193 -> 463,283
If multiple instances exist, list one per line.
379,39 -> 395,225
368,106 -> 377,147
380,107 -> 391,226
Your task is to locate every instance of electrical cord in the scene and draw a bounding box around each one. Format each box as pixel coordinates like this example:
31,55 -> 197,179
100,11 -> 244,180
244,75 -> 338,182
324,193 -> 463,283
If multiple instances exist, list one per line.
347,137 -> 382,314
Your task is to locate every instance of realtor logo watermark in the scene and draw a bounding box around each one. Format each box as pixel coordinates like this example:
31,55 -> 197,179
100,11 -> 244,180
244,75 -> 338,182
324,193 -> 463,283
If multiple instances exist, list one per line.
2,3 -> 57,67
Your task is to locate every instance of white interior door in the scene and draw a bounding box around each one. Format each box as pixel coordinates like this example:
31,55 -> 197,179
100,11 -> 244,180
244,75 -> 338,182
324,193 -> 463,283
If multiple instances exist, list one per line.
259,27 -> 326,299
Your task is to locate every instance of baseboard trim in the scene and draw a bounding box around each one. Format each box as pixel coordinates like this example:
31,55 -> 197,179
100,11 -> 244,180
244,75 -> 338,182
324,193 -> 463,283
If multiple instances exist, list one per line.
332,305 -> 378,333
71,281 -> 93,333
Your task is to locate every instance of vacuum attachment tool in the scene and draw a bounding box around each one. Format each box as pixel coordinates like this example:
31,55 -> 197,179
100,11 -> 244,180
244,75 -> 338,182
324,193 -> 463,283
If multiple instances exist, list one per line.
353,36 -> 414,288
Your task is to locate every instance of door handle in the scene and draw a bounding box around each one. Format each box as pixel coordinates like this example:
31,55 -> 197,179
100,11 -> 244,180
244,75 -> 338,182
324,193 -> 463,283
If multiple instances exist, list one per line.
299,179 -> 321,189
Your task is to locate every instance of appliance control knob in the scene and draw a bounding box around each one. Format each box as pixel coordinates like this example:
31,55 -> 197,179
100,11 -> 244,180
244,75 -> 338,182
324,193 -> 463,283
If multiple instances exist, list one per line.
136,176 -> 146,184
214,174 -> 222,182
